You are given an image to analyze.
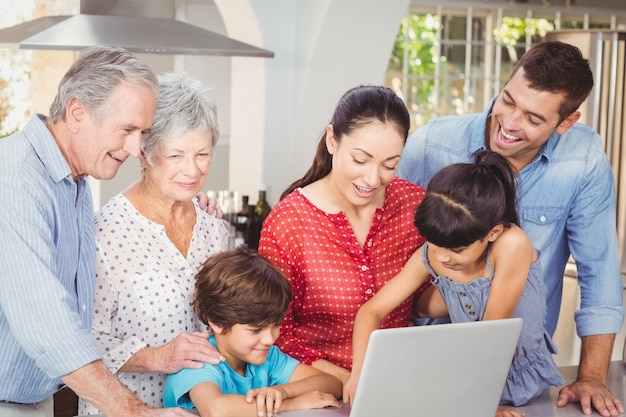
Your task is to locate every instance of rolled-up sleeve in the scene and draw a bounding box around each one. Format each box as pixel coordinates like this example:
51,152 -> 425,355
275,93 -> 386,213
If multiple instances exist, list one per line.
568,150 -> 624,336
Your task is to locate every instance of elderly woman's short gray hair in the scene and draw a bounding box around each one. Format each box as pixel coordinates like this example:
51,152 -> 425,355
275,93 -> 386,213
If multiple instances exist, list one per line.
142,72 -> 220,165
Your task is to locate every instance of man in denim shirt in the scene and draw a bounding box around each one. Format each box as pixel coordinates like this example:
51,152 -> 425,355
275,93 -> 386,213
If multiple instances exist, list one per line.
398,41 -> 624,416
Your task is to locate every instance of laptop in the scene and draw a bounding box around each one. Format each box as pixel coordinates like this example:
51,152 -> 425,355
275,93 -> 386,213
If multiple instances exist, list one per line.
284,318 -> 523,417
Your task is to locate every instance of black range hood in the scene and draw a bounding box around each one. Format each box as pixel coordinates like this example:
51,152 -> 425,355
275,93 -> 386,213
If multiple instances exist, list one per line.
0,0 -> 274,57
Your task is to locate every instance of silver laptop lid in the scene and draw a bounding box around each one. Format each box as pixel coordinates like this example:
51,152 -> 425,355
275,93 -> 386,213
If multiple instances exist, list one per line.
349,318 -> 523,417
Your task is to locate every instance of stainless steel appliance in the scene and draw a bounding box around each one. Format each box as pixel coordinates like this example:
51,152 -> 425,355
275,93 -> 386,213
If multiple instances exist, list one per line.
545,30 -> 626,363
0,0 -> 273,57
546,30 -> 626,287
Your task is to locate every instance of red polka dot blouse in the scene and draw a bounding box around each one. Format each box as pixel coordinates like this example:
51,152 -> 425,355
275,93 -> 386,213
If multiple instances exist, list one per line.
258,177 -> 426,371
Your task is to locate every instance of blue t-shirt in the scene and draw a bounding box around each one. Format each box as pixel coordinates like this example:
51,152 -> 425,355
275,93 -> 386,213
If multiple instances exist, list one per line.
163,335 -> 299,408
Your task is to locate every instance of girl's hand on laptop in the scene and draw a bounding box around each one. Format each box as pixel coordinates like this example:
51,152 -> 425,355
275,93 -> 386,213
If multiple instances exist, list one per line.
496,405 -> 526,417
342,373 -> 359,405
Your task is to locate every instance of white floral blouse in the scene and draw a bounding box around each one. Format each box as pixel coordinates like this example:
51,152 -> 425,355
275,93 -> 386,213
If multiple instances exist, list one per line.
78,194 -> 228,414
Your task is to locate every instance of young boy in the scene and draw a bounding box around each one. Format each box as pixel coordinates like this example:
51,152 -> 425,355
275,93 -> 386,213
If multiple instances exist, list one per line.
163,246 -> 341,417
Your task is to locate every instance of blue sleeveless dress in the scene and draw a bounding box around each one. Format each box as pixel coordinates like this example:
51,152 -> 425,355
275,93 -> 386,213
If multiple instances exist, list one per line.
422,243 -> 565,406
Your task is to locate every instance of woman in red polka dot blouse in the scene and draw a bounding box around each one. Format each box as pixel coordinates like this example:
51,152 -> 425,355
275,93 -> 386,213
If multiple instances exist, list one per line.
258,85 -> 426,385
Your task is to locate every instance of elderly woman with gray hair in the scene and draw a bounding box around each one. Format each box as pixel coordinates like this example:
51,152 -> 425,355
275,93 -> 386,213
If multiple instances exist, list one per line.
78,72 -> 228,414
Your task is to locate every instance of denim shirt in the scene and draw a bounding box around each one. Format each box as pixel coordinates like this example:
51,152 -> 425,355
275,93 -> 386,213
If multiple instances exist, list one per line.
398,99 -> 624,337
0,115 -> 102,403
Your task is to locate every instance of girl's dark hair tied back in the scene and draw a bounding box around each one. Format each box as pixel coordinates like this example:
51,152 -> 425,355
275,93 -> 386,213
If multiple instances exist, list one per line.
414,149 -> 520,248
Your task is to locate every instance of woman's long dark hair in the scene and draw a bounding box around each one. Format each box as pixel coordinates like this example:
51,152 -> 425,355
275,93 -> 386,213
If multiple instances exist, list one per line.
414,149 -> 519,248
280,85 -> 410,200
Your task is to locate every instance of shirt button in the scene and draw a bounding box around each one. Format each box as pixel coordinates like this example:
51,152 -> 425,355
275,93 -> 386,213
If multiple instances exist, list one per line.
540,215 -> 546,223
377,214 -> 382,220
365,289 -> 373,295
81,304 -> 87,311
361,265 -> 368,271
367,241 -> 373,247
459,291 -> 466,296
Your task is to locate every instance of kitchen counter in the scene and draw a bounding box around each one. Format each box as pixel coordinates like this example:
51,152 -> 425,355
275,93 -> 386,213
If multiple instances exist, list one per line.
515,360 -> 626,416
282,361 -> 626,417
75,361 -> 626,417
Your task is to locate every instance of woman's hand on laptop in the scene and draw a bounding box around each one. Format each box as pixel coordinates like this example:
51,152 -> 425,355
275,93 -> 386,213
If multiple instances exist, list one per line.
342,372 -> 359,405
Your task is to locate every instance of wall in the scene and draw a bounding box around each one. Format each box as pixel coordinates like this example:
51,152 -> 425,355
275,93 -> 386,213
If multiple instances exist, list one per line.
91,1 -> 234,206
82,0 -> 412,207
244,0 -> 412,205
26,0 -> 626,365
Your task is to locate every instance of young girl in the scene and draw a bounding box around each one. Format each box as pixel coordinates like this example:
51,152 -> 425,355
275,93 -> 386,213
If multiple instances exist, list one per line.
344,150 -> 564,417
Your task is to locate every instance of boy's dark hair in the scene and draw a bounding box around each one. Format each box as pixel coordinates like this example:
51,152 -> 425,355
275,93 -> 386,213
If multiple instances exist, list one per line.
193,246 -> 292,334
511,40 -> 593,123
414,149 -> 519,248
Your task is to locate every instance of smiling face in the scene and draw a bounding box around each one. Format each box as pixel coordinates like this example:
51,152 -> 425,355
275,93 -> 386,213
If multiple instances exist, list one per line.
428,239 -> 490,274
67,81 -> 157,180
427,225 -> 503,278
487,68 -> 579,172
212,322 -> 282,376
143,130 -> 214,203
326,119 -> 404,209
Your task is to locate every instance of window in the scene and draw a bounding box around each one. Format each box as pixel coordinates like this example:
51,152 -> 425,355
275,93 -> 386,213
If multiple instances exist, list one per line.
0,0 -> 34,137
386,1 -> 626,133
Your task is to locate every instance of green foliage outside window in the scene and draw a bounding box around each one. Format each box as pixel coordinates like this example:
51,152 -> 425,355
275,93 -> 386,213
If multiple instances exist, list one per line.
386,13 -> 445,131
1,1 -> 33,138
494,17 -> 554,63
0,50 -> 31,138
386,11 -> 557,132
388,13 -> 441,77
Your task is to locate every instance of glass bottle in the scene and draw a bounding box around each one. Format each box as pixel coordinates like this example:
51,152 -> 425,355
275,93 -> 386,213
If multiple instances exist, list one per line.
221,190 -> 237,226
248,185 -> 272,250
221,190 -> 238,249
254,186 -> 272,219
245,204 -> 256,249
234,195 -> 249,247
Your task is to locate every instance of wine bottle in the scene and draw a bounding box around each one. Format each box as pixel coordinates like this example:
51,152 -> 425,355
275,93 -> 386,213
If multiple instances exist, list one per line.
248,185 -> 272,250
254,186 -> 272,219
234,195 -> 249,247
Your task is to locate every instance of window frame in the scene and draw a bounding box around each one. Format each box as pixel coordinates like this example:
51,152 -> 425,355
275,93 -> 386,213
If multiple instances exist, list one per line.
388,0 -> 626,133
